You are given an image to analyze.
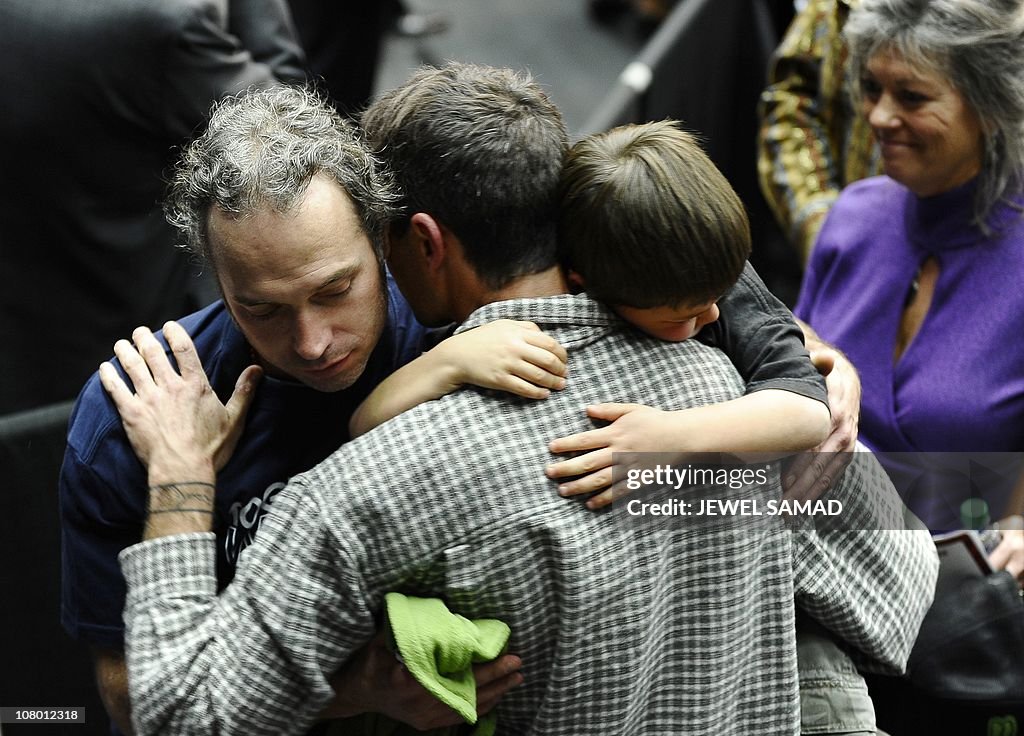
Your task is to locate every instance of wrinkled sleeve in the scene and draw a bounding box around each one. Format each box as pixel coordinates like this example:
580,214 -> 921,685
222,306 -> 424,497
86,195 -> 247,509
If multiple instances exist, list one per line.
120,481 -> 375,735
60,444 -> 140,649
702,262 -> 827,406
60,379 -> 149,651
792,447 -> 938,673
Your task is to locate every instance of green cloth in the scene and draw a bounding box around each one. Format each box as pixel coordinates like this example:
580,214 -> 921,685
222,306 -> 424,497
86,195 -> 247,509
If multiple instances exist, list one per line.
328,594 -> 510,736
384,593 -> 510,724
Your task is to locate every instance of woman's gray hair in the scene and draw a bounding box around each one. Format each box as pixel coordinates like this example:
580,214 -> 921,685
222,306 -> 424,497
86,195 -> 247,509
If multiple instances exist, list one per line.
844,0 -> 1024,230
165,85 -> 400,265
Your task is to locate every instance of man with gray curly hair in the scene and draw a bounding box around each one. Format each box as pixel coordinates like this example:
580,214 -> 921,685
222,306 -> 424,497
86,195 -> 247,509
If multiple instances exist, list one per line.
59,85 -> 519,734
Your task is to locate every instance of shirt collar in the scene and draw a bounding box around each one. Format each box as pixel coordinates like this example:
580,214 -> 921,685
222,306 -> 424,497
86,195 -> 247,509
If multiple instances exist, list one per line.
456,293 -> 620,340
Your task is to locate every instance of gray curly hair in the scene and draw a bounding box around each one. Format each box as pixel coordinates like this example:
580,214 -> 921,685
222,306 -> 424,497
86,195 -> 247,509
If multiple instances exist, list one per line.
165,85 -> 400,265
845,0 -> 1024,232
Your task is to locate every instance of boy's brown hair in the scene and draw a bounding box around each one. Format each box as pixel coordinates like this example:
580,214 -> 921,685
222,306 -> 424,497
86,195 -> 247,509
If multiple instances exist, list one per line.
558,120 -> 750,308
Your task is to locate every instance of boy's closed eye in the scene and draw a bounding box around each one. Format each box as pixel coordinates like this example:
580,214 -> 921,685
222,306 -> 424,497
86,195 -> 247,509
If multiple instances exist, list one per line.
613,301 -> 721,342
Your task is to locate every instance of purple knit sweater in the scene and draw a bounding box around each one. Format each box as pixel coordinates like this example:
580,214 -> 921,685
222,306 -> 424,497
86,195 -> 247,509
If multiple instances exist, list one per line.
796,176 -> 1024,525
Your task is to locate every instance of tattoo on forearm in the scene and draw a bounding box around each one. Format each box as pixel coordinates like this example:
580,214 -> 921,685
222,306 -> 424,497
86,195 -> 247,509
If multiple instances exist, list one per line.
149,481 -> 216,492
143,481 -> 216,537
148,508 -> 214,515
147,481 -> 216,513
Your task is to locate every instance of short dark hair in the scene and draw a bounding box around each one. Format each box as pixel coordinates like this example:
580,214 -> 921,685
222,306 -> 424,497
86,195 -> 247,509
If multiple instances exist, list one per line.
559,120 -> 750,309
361,63 -> 569,290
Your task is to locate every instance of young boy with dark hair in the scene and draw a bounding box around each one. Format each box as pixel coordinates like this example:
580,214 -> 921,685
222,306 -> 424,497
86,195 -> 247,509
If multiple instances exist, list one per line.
550,119 -> 875,736
560,121 -> 749,332
546,120 -> 834,507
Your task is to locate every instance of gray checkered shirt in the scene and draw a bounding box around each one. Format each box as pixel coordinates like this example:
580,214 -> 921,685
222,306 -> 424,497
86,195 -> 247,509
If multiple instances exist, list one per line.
121,294 -> 937,735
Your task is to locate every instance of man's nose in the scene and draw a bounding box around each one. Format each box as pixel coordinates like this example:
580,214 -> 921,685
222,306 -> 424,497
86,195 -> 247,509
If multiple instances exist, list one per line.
292,309 -> 332,361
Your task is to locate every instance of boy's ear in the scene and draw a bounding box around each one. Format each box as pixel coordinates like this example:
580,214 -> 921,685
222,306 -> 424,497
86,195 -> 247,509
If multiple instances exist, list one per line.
408,212 -> 447,272
567,268 -> 586,293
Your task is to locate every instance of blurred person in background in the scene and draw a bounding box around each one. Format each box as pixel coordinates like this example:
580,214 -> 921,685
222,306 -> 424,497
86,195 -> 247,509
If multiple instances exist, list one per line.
286,1 -> 389,117
284,1 -> 449,120
0,0 -> 306,416
758,0 -> 882,263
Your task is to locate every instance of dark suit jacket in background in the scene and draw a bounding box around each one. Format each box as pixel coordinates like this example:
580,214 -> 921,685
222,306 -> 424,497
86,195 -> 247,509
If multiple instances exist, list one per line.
0,0 -> 306,415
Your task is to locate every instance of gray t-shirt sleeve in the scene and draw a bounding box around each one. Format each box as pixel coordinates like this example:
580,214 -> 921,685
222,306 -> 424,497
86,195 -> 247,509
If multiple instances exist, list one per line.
699,262 -> 828,407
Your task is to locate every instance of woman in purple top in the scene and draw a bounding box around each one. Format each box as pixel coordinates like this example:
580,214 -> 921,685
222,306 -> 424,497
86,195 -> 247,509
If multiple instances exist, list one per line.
795,0 -> 1024,562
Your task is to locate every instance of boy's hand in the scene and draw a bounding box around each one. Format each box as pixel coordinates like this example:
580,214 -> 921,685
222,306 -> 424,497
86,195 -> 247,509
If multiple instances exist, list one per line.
783,345 -> 860,502
439,320 -> 567,399
546,403 -> 680,509
349,320 -> 567,439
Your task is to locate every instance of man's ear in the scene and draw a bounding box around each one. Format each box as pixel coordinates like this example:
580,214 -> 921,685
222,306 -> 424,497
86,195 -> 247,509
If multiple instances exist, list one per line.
408,212 -> 447,272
